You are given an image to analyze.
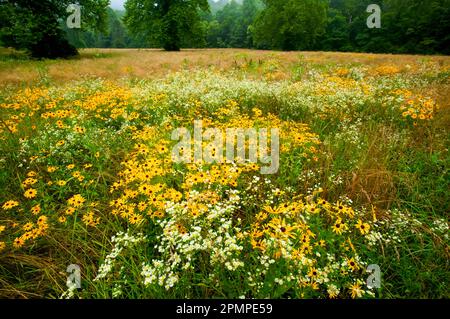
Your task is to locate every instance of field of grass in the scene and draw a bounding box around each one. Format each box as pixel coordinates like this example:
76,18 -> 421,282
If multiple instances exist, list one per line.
0,48 -> 449,299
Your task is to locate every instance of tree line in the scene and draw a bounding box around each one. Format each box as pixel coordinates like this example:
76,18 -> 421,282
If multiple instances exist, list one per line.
1,0 -> 448,58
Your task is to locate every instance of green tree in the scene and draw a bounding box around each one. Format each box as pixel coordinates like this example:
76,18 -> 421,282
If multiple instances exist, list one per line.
0,0 -> 109,58
124,0 -> 210,51
241,0 -> 260,47
216,0 -> 243,47
204,0 -> 260,48
252,0 -> 328,50
380,0 -> 450,54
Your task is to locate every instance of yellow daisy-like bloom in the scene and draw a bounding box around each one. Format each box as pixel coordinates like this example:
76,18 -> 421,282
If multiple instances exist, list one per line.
22,222 -> 34,232
268,218 -> 297,239
82,211 -> 100,227
67,194 -> 85,207
137,202 -> 148,212
65,207 -> 76,215
350,282 -> 364,299
22,178 -> 37,187
334,201 -> 346,214
24,188 -> 37,199
37,215 -> 48,226
13,237 -> 25,248
263,205 -> 283,215
129,214 -> 143,225
332,218 -> 347,235
157,144 -> 168,153
58,216 -> 67,223
251,239 -> 266,252
152,211 -> 165,219
2,200 -> 19,210
355,219 -> 371,235
347,257 -> 359,272
47,166 -> 58,173
57,180 -> 67,186
27,171 -> 37,177
0,241 -> 6,252
307,267 -> 319,279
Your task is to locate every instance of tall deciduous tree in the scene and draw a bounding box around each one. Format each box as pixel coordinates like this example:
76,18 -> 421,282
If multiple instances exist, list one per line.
252,0 -> 328,50
0,0 -> 109,58
124,0 -> 209,51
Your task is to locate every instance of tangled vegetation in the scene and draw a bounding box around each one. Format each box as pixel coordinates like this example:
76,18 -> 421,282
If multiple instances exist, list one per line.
0,50 -> 449,298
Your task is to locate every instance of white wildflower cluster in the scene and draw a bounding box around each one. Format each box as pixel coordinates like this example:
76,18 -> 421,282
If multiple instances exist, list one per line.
334,119 -> 365,149
141,190 -> 244,290
430,218 -> 449,237
94,230 -> 146,281
366,209 -> 437,247
112,284 -> 123,298
59,283 -> 77,299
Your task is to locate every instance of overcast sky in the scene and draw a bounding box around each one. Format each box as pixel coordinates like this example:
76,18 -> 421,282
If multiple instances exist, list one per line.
109,0 -> 223,10
110,0 -> 125,10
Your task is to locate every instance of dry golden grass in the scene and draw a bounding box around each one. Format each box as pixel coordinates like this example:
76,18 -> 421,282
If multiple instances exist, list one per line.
1,48 -> 449,86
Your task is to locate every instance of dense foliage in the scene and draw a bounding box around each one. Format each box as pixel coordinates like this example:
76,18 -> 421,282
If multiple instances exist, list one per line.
0,0 -> 109,58
5,0 -> 447,57
123,0 -> 209,51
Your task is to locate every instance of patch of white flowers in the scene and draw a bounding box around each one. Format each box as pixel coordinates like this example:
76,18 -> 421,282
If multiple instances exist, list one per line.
94,230 -> 146,281
141,190 -> 244,290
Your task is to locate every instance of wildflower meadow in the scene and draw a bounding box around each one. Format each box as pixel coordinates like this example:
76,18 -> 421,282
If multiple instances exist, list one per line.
0,49 -> 449,299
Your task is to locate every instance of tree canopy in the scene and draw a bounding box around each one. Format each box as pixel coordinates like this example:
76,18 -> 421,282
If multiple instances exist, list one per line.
124,0 -> 209,51
1,0 -> 449,57
0,0 -> 109,58
252,0 -> 327,50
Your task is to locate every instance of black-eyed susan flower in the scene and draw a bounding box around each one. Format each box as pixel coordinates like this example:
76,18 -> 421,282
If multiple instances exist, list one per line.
334,201 -> 346,214
56,180 -> 67,186
58,216 -> 67,223
347,257 -> 359,272
268,218 -> 297,239
65,207 -> 75,215
129,214 -> 143,225
27,171 -> 37,177
13,237 -> 25,248
67,194 -> 85,207
24,188 -> 37,199
332,218 -> 347,235
82,211 -> 100,227
2,200 -> 19,210
307,267 -> 319,279
355,219 -> 371,235
37,215 -> 48,226
22,222 -> 34,232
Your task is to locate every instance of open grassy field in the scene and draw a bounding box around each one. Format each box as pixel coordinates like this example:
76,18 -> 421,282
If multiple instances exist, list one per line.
0,48 -> 449,299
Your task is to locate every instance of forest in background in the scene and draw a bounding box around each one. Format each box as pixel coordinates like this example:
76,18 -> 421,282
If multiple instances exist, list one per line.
62,0 -> 450,55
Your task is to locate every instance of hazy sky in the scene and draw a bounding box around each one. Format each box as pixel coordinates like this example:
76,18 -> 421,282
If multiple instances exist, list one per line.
109,0 -> 223,10
110,0 -> 125,10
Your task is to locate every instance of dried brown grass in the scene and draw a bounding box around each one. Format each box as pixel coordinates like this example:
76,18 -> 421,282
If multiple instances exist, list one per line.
1,48 -> 449,86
